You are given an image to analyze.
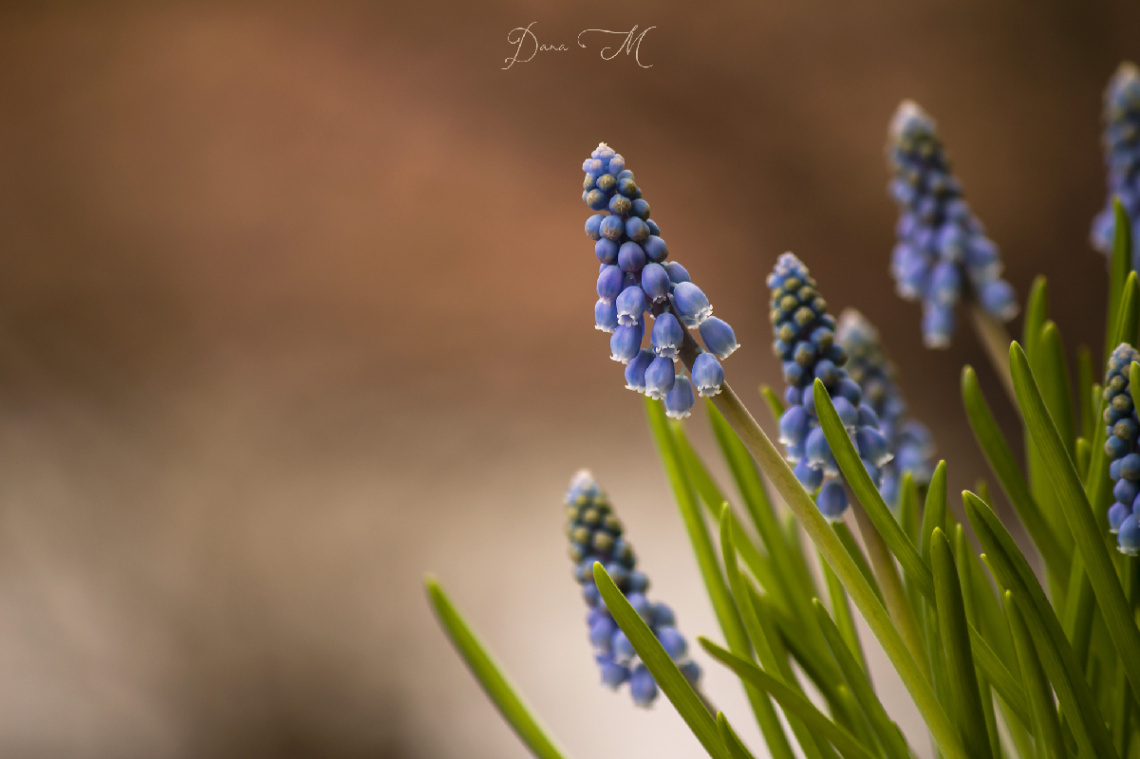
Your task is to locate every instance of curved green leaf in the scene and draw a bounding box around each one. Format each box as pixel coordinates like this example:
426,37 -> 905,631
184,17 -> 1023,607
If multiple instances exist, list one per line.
425,577 -> 569,759
594,563 -> 729,759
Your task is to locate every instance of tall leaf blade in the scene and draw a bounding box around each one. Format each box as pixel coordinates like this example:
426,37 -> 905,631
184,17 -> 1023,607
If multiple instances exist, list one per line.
425,577 -> 570,759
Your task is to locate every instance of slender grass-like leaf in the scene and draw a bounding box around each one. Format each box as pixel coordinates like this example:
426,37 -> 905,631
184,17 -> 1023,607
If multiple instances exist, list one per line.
961,365 -> 1070,583
1009,343 -> 1140,706
821,556 -> 870,674
760,384 -> 785,423
931,529 -> 994,759
1107,197 -> 1133,362
1003,591 -> 1065,759
593,564 -> 730,759
719,507 -> 818,759
1076,438 -> 1091,482
812,599 -> 911,759
646,398 -> 792,746
1078,345 -> 1095,442
700,639 -> 879,759
920,462 -> 947,566
425,577 -> 570,759
698,381 -> 969,758
966,492 -> 1114,758
1036,322 -> 1077,456
899,471 -> 921,547
1023,275 -> 1048,363
717,713 -> 758,759
833,523 -> 883,603
813,379 -> 1030,725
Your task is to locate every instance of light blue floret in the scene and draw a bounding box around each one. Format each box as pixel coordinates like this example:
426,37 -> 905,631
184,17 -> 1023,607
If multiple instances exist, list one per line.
886,101 -> 1018,348
564,470 -> 700,707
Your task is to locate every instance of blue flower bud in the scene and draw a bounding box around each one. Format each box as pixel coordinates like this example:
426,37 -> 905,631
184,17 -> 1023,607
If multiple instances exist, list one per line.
679,661 -> 701,686
794,458 -> 823,490
625,217 -> 650,242
600,215 -> 624,241
921,302 -> 955,349
628,570 -> 649,593
631,198 -> 651,220
651,312 -> 684,358
656,626 -> 688,661
612,630 -> 635,664
779,405 -> 811,447
624,349 -> 655,392
832,396 -> 858,428
664,375 -> 695,419
1119,513 -> 1140,556
618,241 -> 646,273
597,265 -> 623,302
644,356 -> 676,400
817,480 -> 849,521
586,214 -> 605,240
630,665 -> 658,707
929,261 -> 961,305
626,592 -> 654,622
652,603 -> 675,627
640,262 -> 671,303
616,286 -> 647,327
590,614 -> 617,650
598,655 -> 631,688
610,323 -> 644,364
699,317 -> 739,359
1122,453 -> 1140,481
642,236 -> 668,262
595,238 -> 619,265
805,426 -> 833,469
692,353 -> 725,397
1116,478 -> 1140,506
978,279 -> 1018,321
663,261 -> 689,284
672,282 -> 713,327
1109,502 -> 1132,534
595,299 -> 618,332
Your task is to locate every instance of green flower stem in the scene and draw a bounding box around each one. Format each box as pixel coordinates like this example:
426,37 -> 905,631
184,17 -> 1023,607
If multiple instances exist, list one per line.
645,398 -> 796,758
1106,198 -> 1132,363
851,500 -> 930,677
673,366 -> 968,759
968,302 -> 1017,405
425,577 -> 570,759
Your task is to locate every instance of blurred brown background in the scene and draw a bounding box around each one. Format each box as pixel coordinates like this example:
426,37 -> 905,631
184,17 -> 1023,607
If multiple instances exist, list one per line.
0,2 -> 1137,757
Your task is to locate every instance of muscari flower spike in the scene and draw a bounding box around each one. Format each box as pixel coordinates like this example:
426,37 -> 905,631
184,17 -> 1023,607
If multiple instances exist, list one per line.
768,253 -> 893,521
887,101 -> 1018,348
1103,344 -> 1140,555
584,143 -> 736,418
836,309 -> 936,507
1091,62 -> 1140,270
564,470 -> 700,706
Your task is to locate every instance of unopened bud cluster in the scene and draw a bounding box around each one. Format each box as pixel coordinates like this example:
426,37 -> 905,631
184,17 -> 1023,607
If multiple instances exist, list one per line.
1091,63 -> 1140,270
769,253 -> 893,520
886,101 -> 1017,348
1104,344 -> 1140,555
565,470 -> 700,706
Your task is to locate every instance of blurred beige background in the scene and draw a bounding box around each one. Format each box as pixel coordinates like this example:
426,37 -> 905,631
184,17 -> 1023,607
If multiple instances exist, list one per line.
0,2 -> 1138,757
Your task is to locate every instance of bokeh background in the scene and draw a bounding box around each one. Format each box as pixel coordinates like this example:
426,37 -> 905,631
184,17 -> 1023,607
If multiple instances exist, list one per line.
0,2 -> 1138,757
